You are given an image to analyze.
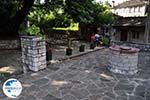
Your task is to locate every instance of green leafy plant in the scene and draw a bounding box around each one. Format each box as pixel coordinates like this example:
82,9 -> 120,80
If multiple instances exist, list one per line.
19,24 -> 40,36
102,37 -> 109,46
26,24 -> 40,36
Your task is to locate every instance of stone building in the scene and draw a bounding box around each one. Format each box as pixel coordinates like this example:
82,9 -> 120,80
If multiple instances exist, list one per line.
112,0 -> 150,44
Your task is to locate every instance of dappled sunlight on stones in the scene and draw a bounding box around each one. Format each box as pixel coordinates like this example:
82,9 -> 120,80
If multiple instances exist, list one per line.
85,70 -> 91,73
0,66 -> 17,74
51,80 -> 70,87
22,83 -> 32,88
50,60 -> 60,64
99,73 -> 114,81
1,49 -> 150,100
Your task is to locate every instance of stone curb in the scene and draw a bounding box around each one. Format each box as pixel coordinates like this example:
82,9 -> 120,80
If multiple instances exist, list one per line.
47,47 -> 106,64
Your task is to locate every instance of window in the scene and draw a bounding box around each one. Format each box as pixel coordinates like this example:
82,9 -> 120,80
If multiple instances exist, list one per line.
132,31 -> 140,39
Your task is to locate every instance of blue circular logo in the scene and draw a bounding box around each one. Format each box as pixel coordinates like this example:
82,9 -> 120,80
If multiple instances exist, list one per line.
2,78 -> 22,98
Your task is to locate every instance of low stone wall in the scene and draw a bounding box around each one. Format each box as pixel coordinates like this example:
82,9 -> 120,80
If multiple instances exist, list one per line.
21,36 -> 46,72
108,46 -> 139,75
112,41 -> 150,52
0,40 -> 20,49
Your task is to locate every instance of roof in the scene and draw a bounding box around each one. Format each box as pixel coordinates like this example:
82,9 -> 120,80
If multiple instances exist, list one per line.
113,17 -> 146,27
114,0 -> 146,9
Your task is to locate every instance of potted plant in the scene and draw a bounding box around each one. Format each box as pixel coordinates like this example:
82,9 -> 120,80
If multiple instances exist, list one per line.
90,41 -> 96,49
102,36 -> 109,47
19,24 -> 40,36
46,42 -> 52,61
66,31 -> 73,56
79,44 -> 85,52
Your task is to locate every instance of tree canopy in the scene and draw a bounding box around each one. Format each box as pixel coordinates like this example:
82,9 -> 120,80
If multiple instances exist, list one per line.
0,0 -> 114,38
0,0 -> 34,38
65,0 -> 114,25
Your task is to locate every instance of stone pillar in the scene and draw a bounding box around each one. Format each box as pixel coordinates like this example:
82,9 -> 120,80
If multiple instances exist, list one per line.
21,36 -> 46,73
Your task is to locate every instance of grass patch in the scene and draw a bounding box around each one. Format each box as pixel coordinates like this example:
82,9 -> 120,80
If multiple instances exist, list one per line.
53,23 -> 79,31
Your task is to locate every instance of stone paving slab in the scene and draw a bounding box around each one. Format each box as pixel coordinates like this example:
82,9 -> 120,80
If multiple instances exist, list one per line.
0,49 -> 150,100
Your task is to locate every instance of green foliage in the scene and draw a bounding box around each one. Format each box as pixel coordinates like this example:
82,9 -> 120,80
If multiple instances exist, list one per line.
65,0 -> 94,24
102,36 -> 109,46
0,0 -> 22,25
53,23 -> 79,31
28,7 -> 55,28
26,0 -> 114,37
65,0 -> 114,26
28,1 -> 72,29
0,0 -> 114,35
26,24 -> 40,36
92,2 -> 114,25
19,24 -> 40,36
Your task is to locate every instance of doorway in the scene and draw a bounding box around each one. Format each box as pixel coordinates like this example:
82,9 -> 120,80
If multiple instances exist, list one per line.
120,30 -> 128,41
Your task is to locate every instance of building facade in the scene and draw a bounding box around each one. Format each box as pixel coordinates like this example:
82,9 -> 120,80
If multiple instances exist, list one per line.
112,0 -> 150,44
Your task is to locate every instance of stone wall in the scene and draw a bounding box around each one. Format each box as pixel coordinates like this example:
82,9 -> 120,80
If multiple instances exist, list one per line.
109,49 -> 138,75
21,36 -> 46,72
112,41 -> 150,51
0,40 -> 20,49
46,30 -> 79,45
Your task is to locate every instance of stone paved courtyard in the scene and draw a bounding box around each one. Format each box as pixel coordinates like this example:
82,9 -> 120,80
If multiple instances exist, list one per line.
0,49 -> 150,100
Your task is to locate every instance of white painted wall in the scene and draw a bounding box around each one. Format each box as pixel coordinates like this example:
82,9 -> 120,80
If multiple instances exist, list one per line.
112,6 -> 146,17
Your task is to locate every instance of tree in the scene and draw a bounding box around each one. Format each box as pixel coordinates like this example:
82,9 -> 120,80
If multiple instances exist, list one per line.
65,0 -> 94,24
0,0 -> 114,39
0,0 -> 67,38
65,0 -> 113,26
65,0 -> 114,38
0,0 -> 34,38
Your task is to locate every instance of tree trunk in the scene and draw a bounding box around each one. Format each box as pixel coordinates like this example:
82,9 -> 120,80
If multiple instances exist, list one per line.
0,0 -> 34,39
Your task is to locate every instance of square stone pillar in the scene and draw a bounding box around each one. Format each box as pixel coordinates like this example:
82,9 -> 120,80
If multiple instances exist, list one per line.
21,36 -> 46,72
